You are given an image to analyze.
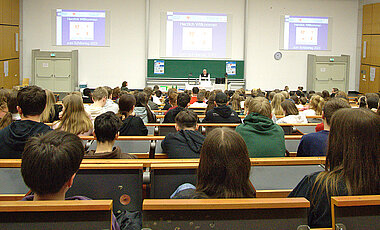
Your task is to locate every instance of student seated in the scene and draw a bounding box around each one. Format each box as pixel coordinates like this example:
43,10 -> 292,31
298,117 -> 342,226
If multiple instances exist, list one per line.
85,87 -> 108,120
229,92 -> 243,111
366,93 -> 380,111
53,94 -> 93,136
189,92 -> 207,108
163,88 -> 177,110
40,89 -> 62,123
164,93 -> 178,115
163,93 -> 190,123
121,81 -> 129,92
118,94 -> 148,136
0,95 -> 11,130
133,92 -> 156,123
302,95 -> 325,116
0,86 -> 51,159
297,99 -> 350,157
85,112 -> 137,159
171,128 -> 255,198
103,86 -> 119,114
152,90 -> 162,105
276,100 -> 307,124
20,130 -> 120,230
236,97 -> 285,158
190,87 -> 199,104
289,108 -> 380,228
82,88 -> 93,103
161,110 -> 205,158
143,87 -> 159,110
271,93 -> 285,116
203,92 -> 241,123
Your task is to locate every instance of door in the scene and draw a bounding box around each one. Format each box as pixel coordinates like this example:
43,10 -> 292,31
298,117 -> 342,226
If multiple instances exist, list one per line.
35,59 -> 54,90
368,66 -> 380,93
314,63 -> 347,92
362,35 -> 372,65
314,63 -> 331,92
329,63 -> 347,92
371,35 -> 380,66
360,65 -> 370,94
54,59 -> 71,92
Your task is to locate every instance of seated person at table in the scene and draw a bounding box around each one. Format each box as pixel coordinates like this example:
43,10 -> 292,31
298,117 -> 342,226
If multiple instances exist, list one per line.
82,88 -> 93,104
86,112 -> 137,159
163,93 -> 190,123
163,88 -> 177,110
21,130 -> 121,230
189,92 -> 207,108
190,87 -> 199,104
236,97 -> 285,158
103,86 -> 119,114
276,100 -> 307,124
203,92 -> 241,123
118,94 -> 148,136
40,89 -> 62,123
143,87 -> 159,110
152,90 -> 162,105
289,108 -> 380,228
133,92 -> 156,123
164,93 -> 178,115
161,110 -> 205,158
297,98 -> 350,157
0,86 -> 51,159
171,128 -> 255,198
85,87 -> 108,120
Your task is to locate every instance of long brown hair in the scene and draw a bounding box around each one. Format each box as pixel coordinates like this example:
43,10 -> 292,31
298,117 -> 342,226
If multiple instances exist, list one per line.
309,95 -> 325,115
196,128 -> 255,198
40,89 -> 56,123
56,94 -> 93,135
281,100 -> 299,116
271,93 -> 285,115
312,108 -> 380,200
0,96 -> 11,130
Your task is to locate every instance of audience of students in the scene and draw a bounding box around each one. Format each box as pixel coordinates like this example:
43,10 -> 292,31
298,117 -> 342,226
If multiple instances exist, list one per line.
85,87 -> 108,120
289,108 -> 380,228
171,128 -> 255,199
53,94 -> 93,136
103,86 -> 119,114
0,86 -> 51,158
203,92 -> 241,123
236,97 -> 286,158
118,94 -> 148,136
40,89 -> 62,123
276,100 -> 307,124
163,93 -> 190,123
133,92 -> 156,123
297,98 -> 351,157
161,110 -> 205,158
189,92 -> 207,108
85,112 -> 137,159
143,87 -> 159,110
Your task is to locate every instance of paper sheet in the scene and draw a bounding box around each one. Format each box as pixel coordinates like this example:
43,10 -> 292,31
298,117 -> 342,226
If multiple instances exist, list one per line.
4,61 -> 8,77
370,67 -> 376,82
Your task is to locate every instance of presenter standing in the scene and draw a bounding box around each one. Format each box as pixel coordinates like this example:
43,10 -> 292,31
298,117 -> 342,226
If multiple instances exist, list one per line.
199,69 -> 211,82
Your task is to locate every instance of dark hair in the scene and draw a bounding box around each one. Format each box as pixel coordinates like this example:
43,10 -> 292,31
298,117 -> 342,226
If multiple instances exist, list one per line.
268,92 -> 276,101
215,92 -> 228,106
366,93 -> 379,109
192,87 -> 199,95
177,93 -> 191,108
118,94 -> 136,116
175,110 -> 198,129
135,92 -> 156,123
103,86 -> 112,99
196,128 -> 255,198
83,88 -> 92,97
358,96 -> 367,108
322,90 -> 330,100
205,94 -> 216,114
155,90 -> 162,97
281,100 -> 299,116
323,98 -> 351,125
17,86 -> 46,117
94,112 -> 122,143
122,81 -> 128,87
290,95 -> 299,104
300,97 -> 307,105
197,92 -> 205,101
313,108 -> 380,199
143,87 -> 154,98
7,90 -> 18,114
21,130 -> 84,195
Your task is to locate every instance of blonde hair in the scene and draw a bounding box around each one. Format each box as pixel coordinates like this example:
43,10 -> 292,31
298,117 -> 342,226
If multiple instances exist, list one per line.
230,93 -> 243,111
40,89 -> 56,123
92,87 -> 108,101
247,97 -> 271,118
309,95 -> 325,115
0,96 -> 12,130
56,94 -> 93,135
271,93 -> 285,115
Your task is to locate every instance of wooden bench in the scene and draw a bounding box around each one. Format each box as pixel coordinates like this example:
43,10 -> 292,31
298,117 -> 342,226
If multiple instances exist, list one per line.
142,198 -> 311,229
331,195 -> 380,230
0,200 -> 113,230
0,194 -> 25,201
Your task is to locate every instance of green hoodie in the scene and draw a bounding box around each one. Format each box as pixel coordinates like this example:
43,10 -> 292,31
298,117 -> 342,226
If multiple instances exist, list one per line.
236,113 -> 286,158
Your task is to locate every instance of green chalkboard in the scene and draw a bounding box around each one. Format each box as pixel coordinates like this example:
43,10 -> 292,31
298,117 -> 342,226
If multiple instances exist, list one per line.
147,59 -> 244,79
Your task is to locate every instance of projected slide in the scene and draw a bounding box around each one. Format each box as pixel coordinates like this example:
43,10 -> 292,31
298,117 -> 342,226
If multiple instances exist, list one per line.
56,9 -> 109,46
282,16 -> 330,51
166,12 -> 228,58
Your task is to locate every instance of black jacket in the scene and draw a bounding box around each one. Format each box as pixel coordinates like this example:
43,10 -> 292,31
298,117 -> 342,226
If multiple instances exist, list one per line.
161,130 -> 205,158
119,115 -> 148,136
202,105 -> 241,123
0,120 -> 51,159
163,106 -> 185,123
47,104 -> 63,123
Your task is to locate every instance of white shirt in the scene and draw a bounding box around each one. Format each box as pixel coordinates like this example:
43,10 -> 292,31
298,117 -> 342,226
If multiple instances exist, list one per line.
189,101 -> 208,108
104,99 -> 119,114
302,109 -> 316,116
199,73 -> 211,82
276,114 -> 308,124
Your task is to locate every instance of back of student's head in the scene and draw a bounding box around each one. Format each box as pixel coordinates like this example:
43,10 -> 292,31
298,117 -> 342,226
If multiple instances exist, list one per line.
196,92 -> 205,102
281,91 -> 290,99
177,93 -> 190,108
271,93 -> 285,115
322,98 -> 351,126
322,90 -> 330,100
103,86 -> 113,99
143,87 -> 154,98
21,130 -> 84,196
268,92 -> 276,101
83,88 -> 92,97
366,93 -> 379,109
0,96 -> 12,130
175,110 -> 198,130
7,90 -> 18,114
309,95 -> 325,115
60,94 -> 92,135
92,87 -> 108,101
247,97 -> 271,118
322,108 -> 380,195
300,97 -> 307,105
17,86 -> 46,117
281,100 -> 299,116
230,93 -> 243,111
122,81 -> 128,87
197,128 -> 254,198
290,95 -> 299,104
118,94 -> 136,115
94,112 -> 122,143
215,92 -> 228,106
192,87 -> 199,95
169,92 -> 178,106
135,92 -> 148,107
40,89 -> 56,123
335,91 -> 348,102
155,90 -> 162,98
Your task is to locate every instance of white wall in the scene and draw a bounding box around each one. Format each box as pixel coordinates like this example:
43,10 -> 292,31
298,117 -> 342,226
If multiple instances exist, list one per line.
246,0 -> 359,91
22,0 -> 146,89
22,0 -> 361,91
